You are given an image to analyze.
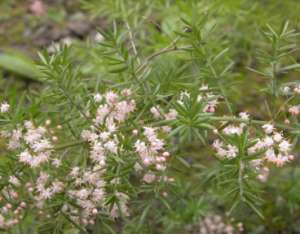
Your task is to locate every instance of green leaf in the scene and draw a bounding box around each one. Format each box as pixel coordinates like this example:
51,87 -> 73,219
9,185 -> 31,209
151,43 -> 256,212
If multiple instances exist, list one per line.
280,63 -> 300,72
245,200 -> 264,220
0,51 -> 42,81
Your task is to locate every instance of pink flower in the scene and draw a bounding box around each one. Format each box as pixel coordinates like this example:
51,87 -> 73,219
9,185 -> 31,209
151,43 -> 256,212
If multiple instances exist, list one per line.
143,173 -> 156,183
29,0 -> 46,16
288,105 -> 300,116
150,106 -> 161,119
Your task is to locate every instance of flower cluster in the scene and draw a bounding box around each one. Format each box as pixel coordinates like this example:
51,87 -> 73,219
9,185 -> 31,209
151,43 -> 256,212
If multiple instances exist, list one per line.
282,83 -> 300,117
134,127 -> 169,169
282,83 -> 300,95
66,166 -> 106,225
250,124 -> 294,167
0,200 -> 26,229
77,90 -> 136,221
0,175 -> 27,229
212,114 -> 295,182
32,172 -> 64,208
3,121 -> 57,168
212,113 -> 249,160
288,105 -> 300,116
199,214 -> 243,234
212,139 -> 239,160
2,120 -> 57,167
0,89 -> 175,230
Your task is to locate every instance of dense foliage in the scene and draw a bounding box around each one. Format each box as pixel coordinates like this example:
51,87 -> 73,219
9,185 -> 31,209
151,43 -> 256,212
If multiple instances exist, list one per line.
1,1 -> 300,233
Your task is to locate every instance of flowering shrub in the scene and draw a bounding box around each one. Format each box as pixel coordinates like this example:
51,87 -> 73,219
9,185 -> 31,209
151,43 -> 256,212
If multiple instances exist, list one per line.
1,1 -> 300,233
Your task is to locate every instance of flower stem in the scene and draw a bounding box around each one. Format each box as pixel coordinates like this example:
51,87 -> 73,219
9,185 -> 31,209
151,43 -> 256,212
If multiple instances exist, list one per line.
54,140 -> 86,150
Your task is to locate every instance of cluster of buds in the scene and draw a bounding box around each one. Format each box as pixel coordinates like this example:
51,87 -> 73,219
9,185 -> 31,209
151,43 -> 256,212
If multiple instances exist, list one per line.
67,166 -> 106,224
78,90 -> 136,222
282,84 -> 300,116
110,192 -> 129,219
199,214 -> 243,234
0,175 -> 27,230
212,113 -> 249,160
0,200 -> 26,229
288,105 -> 300,116
1,120 -> 59,168
92,89 -> 135,128
212,113 -> 295,182
134,127 -> 170,172
0,89 -> 174,229
249,124 -> 294,167
32,172 -> 64,208
212,139 -> 239,160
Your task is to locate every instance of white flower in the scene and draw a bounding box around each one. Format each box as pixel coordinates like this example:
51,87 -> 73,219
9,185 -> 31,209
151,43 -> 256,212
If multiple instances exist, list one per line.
95,32 -> 104,42
199,85 -> 209,91
70,167 -> 80,177
226,145 -> 238,159
92,189 -> 105,202
31,139 -> 52,152
9,176 -> 20,187
294,86 -> 300,94
273,132 -> 283,142
52,158 -> 61,167
223,125 -> 243,135
0,102 -> 9,113
121,89 -> 132,96
164,109 -> 177,120
105,91 -> 118,105
143,173 -> 156,183
239,112 -> 249,120
7,129 -> 22,150
273,154 -> 289,167
51,181 -> 64,193
99,131 -> 110,141
76,189 -> 90,200
24,120 -> 34,129
262,124 -> 274,134
150,106 -> 161,119
179,91 -> 190,100
213,139 -> 224,149
263,136 -> 274,147
288,105 -> 300,116
40,188 -> 53,199
81,130 -> 98,142
93,93 -> 103,102
278,140 -> 291,152
19,150 -> 33,164
282,86 -> 290,94
94,104 -> 110,125
104,140 -> 118,154
265,148 -> 276,162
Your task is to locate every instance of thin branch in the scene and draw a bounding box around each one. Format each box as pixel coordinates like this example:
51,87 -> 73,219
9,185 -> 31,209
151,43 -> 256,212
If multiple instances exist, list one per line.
125,21 -> 141,65
54,140 -> 86,150
210,116 -> 294,131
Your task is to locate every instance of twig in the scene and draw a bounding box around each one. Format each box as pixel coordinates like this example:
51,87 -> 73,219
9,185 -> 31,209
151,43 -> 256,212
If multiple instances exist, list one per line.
125,21 -> 141,65
54,140 -> 86,150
